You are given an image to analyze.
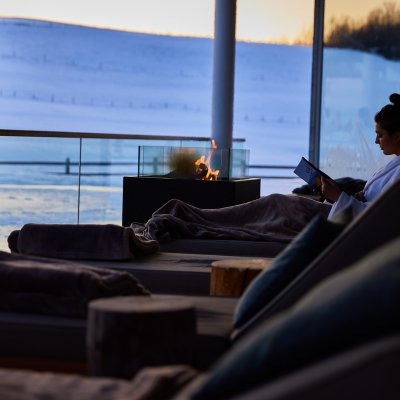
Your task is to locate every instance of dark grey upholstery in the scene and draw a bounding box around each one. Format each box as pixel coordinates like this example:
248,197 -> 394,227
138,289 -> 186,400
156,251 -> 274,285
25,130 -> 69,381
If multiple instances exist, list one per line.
232,179 -> 400,340
228,335 -> 400,400
189,237 -> 400,400
233,215 -> 345,330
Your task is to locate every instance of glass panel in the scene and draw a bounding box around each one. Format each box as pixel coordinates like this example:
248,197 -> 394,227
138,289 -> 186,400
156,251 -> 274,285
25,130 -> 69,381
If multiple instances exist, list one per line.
0,1 -> 214,136
235,0 -> 315,194
0,136 -> 80,251
79,138 -> 137,225
138,145 -> 249,179
321,0 -> 400,179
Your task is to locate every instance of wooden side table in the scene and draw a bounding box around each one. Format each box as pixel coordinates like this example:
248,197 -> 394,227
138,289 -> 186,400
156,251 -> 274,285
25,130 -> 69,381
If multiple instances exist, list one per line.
210,258 -> 274,297
87,296 -> 196,378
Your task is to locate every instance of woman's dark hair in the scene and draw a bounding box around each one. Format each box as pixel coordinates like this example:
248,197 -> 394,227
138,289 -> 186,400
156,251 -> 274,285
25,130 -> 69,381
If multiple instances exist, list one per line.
374,93 -> 400,134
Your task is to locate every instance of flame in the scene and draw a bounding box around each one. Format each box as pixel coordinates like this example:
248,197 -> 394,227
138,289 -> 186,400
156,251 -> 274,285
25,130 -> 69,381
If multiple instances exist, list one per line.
194,139 -> 220,180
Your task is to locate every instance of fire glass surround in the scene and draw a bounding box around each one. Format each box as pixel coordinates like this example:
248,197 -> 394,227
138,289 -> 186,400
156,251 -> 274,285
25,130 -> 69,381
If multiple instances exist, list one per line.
122,145 -> 261,225
137,145 -> 249,180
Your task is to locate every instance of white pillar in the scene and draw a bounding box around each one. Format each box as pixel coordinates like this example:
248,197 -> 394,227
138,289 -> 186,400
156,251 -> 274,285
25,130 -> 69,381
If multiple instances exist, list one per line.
211,0 -> 237,150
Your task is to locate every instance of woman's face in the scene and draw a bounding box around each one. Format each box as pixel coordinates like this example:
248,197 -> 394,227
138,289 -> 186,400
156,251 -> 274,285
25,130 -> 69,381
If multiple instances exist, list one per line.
375,123 -> 400,156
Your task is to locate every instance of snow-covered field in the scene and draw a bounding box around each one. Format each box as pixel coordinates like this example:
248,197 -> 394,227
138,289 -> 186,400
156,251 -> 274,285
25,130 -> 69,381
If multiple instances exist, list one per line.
0,17 -> 399,251
0,17 -> 312,164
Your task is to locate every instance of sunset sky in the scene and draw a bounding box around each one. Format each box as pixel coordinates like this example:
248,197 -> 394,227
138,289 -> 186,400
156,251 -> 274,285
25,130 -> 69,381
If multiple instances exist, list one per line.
0,0 -> 387,43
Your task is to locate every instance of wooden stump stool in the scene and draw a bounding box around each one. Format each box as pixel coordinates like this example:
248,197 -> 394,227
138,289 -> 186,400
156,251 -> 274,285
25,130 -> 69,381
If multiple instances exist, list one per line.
210,258 -> 274,297
87,296 -> 196,378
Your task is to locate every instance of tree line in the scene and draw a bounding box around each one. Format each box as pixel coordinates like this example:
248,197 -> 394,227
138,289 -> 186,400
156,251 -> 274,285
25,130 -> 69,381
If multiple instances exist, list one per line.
293,2 -> 400,60
325,1 -> 400,60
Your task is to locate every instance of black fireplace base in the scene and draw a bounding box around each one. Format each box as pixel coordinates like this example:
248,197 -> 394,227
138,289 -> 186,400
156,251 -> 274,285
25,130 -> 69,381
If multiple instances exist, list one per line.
122,176 -> 261,225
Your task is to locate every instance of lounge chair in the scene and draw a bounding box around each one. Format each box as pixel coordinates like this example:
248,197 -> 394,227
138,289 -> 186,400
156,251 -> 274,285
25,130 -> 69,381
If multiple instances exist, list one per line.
0,234 -> 399,399
178,235 -> 400,399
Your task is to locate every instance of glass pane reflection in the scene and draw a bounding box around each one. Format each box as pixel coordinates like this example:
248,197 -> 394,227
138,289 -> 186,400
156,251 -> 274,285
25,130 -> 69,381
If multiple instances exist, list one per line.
320,0 -> 400,179
0,136 -> 80,250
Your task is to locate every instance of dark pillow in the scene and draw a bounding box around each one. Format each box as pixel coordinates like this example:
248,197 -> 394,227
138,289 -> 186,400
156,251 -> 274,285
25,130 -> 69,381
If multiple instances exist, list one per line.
233,213 -> 347,329
0,251 -> 150,317
192,237 -> 400,400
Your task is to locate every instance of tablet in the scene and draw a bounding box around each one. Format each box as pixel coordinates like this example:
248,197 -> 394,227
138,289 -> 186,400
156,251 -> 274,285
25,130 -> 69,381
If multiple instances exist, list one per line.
294,157 -> 332,188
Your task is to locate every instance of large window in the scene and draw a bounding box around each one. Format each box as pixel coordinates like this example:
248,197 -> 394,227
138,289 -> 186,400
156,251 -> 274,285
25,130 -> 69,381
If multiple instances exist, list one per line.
0,1 -> 217,250
0,0 -> 215,136
320,0 -> 400,179
235,0 -> 314,193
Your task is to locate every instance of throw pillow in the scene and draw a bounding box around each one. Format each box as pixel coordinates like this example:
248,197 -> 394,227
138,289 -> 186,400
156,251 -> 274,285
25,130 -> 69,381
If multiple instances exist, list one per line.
192,237 -> 400,400
233,213 -> 347,329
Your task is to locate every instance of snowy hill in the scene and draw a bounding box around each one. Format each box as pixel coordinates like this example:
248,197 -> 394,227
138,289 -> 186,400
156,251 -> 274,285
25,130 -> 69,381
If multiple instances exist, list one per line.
0,17 -> 312,166
0,17 -> 399,173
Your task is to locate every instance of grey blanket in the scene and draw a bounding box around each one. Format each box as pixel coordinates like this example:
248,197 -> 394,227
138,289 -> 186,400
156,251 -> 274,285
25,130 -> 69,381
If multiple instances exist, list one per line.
8,223 -> 159,260
132,194 -> 332,243
0,251 -> 149,317
0,364 -> 198,400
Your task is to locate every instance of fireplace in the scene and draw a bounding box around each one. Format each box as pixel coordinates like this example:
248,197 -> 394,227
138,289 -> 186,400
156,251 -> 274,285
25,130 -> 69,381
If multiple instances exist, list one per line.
122,144 -> 260,225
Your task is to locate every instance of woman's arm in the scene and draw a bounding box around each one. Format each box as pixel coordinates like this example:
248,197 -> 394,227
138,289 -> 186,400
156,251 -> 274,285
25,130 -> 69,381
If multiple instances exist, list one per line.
321,176 -> 369,219
321,176 -> 342,203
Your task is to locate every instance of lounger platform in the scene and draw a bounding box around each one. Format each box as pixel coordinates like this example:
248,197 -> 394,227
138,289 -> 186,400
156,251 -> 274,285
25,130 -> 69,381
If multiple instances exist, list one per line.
79,251 -> 274,296
159,238 -> 286,257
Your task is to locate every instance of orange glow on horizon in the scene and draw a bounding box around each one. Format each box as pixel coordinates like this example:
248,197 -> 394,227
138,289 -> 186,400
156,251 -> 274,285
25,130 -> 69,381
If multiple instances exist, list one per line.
0,0 -> 388,45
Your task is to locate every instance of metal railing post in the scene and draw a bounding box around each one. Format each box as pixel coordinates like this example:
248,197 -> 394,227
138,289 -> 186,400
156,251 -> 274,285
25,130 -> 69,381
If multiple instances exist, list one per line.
77,138 -> 82,224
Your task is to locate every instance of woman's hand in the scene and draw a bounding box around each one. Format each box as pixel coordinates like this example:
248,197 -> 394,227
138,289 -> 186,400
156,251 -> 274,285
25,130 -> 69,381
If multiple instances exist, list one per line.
321,176 -> 342,203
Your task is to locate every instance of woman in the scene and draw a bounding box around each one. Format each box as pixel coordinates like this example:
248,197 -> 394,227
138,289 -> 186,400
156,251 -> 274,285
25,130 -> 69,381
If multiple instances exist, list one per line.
135,94 -> 400,243
323,92 -> 400,218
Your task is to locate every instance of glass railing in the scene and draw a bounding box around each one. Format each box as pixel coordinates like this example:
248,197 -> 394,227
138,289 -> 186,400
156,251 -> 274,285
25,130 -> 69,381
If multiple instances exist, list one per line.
0,130 -> 301,251
0,131 -> 247,250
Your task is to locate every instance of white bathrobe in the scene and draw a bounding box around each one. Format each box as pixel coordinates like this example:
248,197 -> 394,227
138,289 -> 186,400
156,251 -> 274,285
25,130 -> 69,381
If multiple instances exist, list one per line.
328,155 -> 400,219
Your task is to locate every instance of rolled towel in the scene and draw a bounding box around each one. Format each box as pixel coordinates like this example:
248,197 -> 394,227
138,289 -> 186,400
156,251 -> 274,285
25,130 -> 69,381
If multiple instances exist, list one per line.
9,224 -> 159,261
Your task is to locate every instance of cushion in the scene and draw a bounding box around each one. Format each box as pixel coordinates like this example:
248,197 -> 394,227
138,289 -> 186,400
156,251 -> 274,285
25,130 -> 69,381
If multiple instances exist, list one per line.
0,251 -> 149,317
233,213 -> 347,329
191,237 -> 400,400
